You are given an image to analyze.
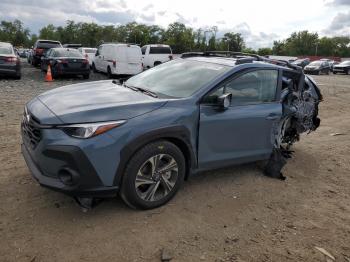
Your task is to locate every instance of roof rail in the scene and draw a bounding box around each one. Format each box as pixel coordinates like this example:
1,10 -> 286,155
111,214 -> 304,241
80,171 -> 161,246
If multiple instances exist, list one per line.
181,51 -> 302,71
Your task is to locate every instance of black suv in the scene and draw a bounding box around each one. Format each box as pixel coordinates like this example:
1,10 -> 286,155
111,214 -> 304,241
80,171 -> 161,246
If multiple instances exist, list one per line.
31,40 -> 62,66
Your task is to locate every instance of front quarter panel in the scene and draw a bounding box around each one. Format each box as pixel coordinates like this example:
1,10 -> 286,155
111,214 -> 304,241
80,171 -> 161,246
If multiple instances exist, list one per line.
109,99 -> 199,186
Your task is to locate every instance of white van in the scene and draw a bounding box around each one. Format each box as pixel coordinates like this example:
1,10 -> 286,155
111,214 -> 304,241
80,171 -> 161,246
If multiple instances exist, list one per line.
92,43 -> 143,78
141,44 -> 173,69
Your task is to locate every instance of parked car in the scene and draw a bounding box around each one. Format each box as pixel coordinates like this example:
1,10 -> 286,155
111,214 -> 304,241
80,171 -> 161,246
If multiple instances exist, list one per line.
320,58 -> 338,72
40,48 -> 90,79
92,43 -> 143,78
31,40 -> 62,66
21,51 -> 322,210
304,60 -> 331,75
18,48 -> 28,58
0,42 -> 21,79
291,58 -> 310,68
63,44 -> 83,49
78,47 -> 97,67
141,44 -> 173,69
332,60 -> 350,75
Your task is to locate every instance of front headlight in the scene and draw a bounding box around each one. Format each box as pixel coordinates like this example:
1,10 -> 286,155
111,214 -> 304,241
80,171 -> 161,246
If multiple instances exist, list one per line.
60,120 -> 126,138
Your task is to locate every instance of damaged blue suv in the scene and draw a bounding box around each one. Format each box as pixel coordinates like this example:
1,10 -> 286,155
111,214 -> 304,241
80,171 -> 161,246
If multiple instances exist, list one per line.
21,52 -> 322,209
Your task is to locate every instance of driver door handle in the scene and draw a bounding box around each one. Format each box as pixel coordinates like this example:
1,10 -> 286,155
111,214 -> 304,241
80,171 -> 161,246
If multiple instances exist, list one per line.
266,113 -> 279,120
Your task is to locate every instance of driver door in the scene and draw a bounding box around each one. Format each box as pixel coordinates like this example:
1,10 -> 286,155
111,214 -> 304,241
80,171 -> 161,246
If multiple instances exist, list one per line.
198,69 -> 282,170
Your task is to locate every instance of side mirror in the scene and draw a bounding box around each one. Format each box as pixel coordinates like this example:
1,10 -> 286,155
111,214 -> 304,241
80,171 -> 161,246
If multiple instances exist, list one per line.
217,93 -> 232,109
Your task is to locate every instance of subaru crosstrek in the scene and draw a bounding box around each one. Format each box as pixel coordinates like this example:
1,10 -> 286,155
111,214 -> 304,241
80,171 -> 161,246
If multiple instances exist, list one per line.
21,52 -> 322,209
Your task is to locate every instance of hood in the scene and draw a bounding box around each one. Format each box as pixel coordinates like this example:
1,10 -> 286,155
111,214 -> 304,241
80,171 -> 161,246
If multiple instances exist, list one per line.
37,80 -> 167,124
305,65 -> 319,70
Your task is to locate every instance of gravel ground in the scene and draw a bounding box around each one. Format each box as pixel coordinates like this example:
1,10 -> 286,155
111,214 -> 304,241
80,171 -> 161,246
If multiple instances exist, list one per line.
1,60 -> 350,262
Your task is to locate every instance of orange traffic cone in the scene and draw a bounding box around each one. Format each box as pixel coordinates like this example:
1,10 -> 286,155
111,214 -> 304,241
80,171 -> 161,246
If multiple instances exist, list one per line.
45,65 -> 53,82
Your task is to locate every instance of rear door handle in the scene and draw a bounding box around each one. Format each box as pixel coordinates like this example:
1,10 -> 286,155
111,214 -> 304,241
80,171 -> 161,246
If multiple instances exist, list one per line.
266,114 -> 279,120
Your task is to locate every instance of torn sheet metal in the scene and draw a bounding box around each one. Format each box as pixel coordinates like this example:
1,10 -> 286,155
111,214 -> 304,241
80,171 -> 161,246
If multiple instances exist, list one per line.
264,75 -> 322,180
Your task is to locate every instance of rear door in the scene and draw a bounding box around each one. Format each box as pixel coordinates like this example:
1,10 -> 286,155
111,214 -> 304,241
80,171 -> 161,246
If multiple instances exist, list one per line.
198,69 -> 282,169
120,45 -> 142,74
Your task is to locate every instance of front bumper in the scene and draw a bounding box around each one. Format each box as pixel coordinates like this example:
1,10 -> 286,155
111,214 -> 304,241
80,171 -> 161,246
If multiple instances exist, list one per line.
304,69 -> 319,74
333,68 -> 348,73
21,143 -> 119,197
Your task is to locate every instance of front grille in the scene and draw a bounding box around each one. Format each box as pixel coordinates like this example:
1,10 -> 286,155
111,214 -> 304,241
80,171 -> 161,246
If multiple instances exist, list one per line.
22,110 -> 41,149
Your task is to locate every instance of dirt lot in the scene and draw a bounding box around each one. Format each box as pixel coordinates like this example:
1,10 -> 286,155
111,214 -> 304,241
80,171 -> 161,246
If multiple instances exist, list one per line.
1,60 -> 349,262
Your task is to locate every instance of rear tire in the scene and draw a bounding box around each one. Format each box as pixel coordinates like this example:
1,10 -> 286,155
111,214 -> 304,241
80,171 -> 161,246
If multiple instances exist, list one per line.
154,61 -> 162,67
120,140 -> 186,210
333,71 -> 337,74
346,69 -> 350,75
107,66 -> 112,79
83,74 -> 89,79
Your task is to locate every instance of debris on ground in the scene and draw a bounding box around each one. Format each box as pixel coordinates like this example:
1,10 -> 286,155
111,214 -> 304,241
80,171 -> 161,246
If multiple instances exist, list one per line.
330,133 -> 346,136
315,246 -> 335,261
161,248 -> 173,262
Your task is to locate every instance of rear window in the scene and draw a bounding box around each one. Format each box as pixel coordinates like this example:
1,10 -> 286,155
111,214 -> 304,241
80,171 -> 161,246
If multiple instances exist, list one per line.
37,41 -> 61,49
54,49 -> 82,58
0,46 -> 13,55
83,48 -> 96,54
149,47 -> 171,54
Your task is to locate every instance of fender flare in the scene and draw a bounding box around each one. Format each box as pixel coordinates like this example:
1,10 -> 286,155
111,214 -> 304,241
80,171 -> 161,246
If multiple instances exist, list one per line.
113,126 -> 197,186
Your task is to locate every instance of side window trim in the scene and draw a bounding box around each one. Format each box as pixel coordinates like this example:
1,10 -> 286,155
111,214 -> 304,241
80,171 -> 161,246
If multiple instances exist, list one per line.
202,68 -> 280,107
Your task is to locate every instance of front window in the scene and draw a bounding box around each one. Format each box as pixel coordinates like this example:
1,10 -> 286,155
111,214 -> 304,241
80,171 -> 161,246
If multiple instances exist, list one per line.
339,61 -> 350,66
125,59 -> 231,98
149,46 -> 171,54
205,70 -> 278,105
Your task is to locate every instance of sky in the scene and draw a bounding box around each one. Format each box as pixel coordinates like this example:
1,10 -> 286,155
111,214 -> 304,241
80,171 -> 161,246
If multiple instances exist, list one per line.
0,0 -> 350,49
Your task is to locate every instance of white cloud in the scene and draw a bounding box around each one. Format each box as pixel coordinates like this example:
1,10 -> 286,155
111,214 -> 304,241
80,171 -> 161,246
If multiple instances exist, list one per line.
0,0 -> 349,48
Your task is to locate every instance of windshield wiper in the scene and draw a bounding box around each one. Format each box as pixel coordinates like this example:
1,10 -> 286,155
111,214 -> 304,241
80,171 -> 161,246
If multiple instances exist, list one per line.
123,83 -> 158,98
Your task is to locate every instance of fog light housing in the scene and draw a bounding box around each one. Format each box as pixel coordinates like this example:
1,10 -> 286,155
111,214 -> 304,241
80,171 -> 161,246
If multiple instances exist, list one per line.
58,168 -> 79,186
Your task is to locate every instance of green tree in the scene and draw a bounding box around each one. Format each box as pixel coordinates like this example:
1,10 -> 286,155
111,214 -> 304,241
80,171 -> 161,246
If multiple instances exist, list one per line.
257,47 -> 272,56
223,32 -> 245,52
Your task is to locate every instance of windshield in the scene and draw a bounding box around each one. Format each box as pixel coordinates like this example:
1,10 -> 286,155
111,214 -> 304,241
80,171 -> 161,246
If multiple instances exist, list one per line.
339,61 -> 350,66
0,46 -> 13,55
309,61 -> 322,66
125,59 -> 231,98
293,59 -> 304,64
55,49 -> 82,58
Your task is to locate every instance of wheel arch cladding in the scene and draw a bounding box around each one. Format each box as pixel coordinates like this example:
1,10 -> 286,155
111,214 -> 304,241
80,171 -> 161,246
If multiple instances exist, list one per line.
113,126 -> 196,187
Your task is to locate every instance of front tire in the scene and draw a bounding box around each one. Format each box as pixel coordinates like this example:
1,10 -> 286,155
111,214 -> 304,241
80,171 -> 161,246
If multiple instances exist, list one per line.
120,140 -> 186,210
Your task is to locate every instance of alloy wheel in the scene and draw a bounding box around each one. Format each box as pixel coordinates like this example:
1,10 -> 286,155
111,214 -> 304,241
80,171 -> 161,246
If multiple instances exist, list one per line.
135,154 -> 178,202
